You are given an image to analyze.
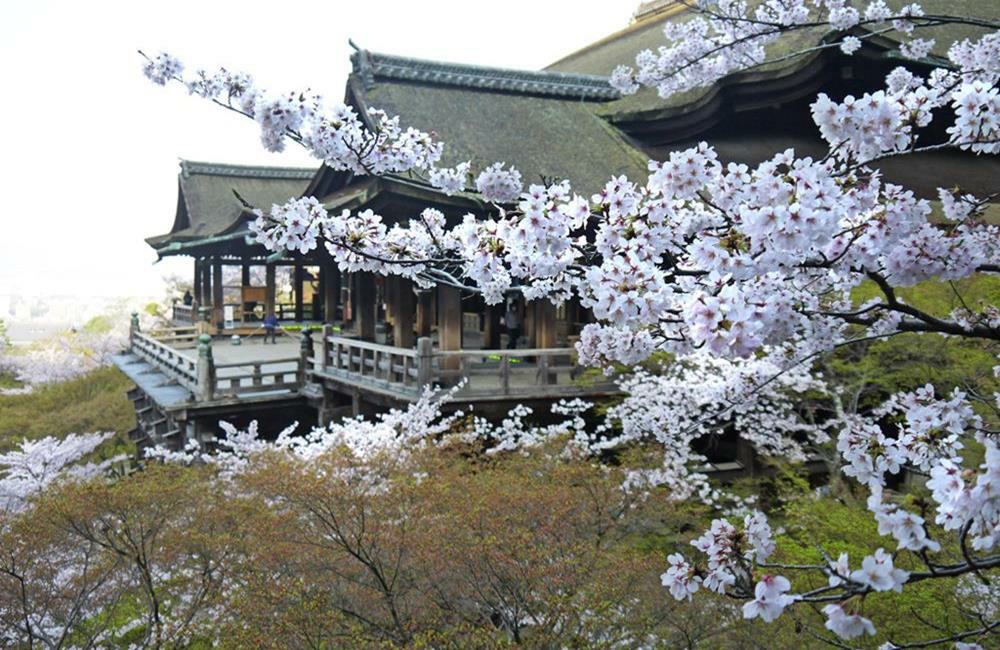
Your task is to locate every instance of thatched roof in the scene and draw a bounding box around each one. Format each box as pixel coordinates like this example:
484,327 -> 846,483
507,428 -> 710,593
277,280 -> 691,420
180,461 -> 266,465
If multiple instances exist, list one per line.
343,50 -> 650,196
147,161 -> 315,252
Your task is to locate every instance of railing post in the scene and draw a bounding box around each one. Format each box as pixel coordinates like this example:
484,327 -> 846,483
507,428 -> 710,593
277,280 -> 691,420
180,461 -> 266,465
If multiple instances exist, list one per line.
320,324 -> 332,372
416,337 -> 433,388
501,356 -> 510,395
196,334 -> 215,401
129,312 -> 140,343
538,353 -> 552,385
299,327 -> 314,385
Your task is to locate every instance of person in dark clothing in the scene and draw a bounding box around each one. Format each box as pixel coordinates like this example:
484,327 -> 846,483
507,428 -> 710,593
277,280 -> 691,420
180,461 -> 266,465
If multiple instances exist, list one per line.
263,313 -> 279,344
504,300 -> 521,350
182,290 -> 193,306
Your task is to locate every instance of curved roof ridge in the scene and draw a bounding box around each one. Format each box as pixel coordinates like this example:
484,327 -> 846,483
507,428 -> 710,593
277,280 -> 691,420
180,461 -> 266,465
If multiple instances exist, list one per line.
179,159 -> 316,180
350,49 -> 620,101
546,1 -> 689,72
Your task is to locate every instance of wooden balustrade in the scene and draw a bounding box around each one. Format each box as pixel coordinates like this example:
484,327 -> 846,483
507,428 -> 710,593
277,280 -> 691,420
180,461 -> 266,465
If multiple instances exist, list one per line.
130,331 -> 199,391
317,335 -> 602,400
172,303 -> 196,324
322,336 -> 420,393
211,357 -> 302,397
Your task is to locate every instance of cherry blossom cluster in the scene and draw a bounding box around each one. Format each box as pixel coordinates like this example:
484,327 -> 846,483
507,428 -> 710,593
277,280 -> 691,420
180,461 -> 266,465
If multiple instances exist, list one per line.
591,352 -> 830,505
0,329 -> 126,393
662,379 -> 999,644
0,432 -> 117,514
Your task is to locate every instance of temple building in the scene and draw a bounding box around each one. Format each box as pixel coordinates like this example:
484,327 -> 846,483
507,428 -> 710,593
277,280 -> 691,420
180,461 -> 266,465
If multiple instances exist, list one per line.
116,0 -> 996,470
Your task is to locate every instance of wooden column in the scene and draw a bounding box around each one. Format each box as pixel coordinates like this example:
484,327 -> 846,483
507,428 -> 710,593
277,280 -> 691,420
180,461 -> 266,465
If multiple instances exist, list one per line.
484,303 -> 502,349
211,259 -> 224,330
323,262 -> 340,324
390,277 -> 415,348
415,290 -> 433,337
200,260 -> 212,307
240,262 -> 251,322
265,264 -> 276,319
193,258 -> 203,304
353,272 -> 376,341
534,300 -> 557,349
524,300 -> 536,348
293,264 -> 304,322
534,300 -> 557,384
438,286 -> 462,370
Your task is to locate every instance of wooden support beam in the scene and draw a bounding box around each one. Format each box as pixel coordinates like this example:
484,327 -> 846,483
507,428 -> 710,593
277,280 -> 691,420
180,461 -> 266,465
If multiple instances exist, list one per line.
391,277 -> 415,348
193,258 -> 203,304
353,272 -> 376,341
293,264 -> 304,322
200,259 -> 211,307
265,264 -> 276,318
415,290 -> 433,337
212,259 -> 224,330
323,262 -> 340,324
484,303 -> 502,349
534,300 -> 557,348
534,300 -> 557,384
438,286 -> 462,370
241,262 -> 250,287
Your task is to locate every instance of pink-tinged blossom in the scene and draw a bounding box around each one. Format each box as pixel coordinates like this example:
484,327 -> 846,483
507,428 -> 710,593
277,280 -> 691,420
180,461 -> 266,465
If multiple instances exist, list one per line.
849,548 -> 909,592
474,162 -> 523,203
823,604 -> 876,640
742,575 -> 796,622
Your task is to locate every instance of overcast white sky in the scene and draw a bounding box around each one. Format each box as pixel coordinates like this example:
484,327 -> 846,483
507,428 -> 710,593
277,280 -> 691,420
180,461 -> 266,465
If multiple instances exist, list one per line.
0,1 -> 635,299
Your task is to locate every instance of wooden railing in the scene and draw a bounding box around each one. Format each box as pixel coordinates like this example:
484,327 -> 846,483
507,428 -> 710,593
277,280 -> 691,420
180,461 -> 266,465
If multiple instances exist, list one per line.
319,336 -> 424,395
130,331 -> 199,391
315,333 -> 613,400
172,303 -> 196,324
434,347 -> 583,398
212,357 -> 302,398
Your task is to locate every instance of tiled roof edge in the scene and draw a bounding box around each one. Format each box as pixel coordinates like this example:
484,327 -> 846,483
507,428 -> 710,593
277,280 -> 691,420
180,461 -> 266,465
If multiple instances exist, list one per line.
179,160 -> 316,180
351,49 -> 621,100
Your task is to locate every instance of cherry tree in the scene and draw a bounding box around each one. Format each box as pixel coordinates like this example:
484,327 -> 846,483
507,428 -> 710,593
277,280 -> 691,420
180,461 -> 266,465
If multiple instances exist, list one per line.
141,0 -> 1000,645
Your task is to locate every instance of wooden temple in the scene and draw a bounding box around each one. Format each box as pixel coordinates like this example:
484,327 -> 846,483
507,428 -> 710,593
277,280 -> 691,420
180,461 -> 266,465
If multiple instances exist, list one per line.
115,0 -> 996,472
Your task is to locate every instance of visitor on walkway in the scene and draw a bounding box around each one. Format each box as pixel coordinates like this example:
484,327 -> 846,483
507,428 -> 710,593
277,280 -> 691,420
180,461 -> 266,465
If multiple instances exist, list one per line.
504,300 -> 521,350
263,313 -> 278,344
182,289 -> 193,306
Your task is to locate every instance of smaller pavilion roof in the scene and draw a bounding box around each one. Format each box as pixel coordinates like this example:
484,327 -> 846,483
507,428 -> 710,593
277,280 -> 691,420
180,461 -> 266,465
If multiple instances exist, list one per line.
147,160 -> 315,253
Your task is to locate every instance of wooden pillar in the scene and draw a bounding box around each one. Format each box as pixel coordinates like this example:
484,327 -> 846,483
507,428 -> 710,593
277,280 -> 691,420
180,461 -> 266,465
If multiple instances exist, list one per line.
212,259 -> 224,330
193,258 -> 203,304
534,300 -> 557,384
294,264 -> 304,322
438,286 -> 462,370
200,260 -> 212,307
323,263 -> 340,324
524,299 -> 536,348
240,262 -> 251,322
534,300 -> 557,349
415,290 -> 433,337
484,303 -> 502,349
353,272 -> 376,341
390,277 -> 415,348
265,264 -> 276,319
